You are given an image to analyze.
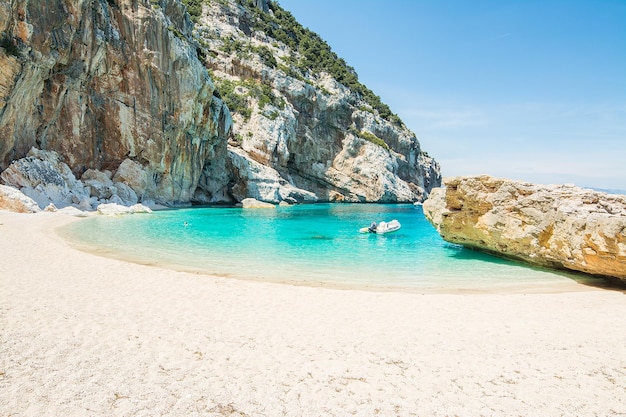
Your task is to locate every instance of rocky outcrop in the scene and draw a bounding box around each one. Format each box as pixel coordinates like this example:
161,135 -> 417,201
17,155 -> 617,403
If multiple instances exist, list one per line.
195,0 -> 441,203
227,147 -> 316,204
423,176 -> 626,284
0,0 -> 231,205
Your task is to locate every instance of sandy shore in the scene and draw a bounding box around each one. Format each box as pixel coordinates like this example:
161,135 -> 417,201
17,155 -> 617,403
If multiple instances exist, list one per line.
1,210 -> 625,416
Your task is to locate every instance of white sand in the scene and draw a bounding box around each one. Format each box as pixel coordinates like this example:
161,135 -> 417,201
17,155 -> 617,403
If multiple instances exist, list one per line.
1,210 -> 625,417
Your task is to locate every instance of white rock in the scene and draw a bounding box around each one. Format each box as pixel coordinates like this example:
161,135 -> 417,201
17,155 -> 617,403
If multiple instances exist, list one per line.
228,147 -> 317,204
130,204 -> 153,214
0,148 -> 89,209
113,182 -> 139,206
113,159 -> 149,199
81,169 -> 114,186
58,206 -> 90,217
84,181 -> 115,200
241,198 -> 275,209
96,203 -> 132,215
0,184 -> 41,213
107,194 -> 125,206
96,202 -> 152,215
75,198 -> 94,211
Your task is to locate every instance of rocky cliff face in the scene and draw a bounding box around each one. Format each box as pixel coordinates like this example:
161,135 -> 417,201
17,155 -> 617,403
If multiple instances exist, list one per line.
193,0 -> 440,203
423,176 -> 626,284
0,0 -> 439,207
0,0 -> 231,205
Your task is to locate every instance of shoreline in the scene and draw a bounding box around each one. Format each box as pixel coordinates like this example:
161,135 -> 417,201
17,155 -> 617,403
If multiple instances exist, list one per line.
56,208 -> 610,296
1,210 -> 625,416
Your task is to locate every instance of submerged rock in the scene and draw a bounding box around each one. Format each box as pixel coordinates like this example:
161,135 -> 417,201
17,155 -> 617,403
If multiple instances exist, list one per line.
423,176 -> 626,284
241,198 -> 275,209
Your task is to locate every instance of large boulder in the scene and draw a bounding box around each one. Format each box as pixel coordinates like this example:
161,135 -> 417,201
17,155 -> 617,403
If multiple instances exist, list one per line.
82,168 -> 138,206
0,149 -> 147,210
96,203 -> 152,216
423,176 -> 626,284
0,184 -> 41,213
112,182 -> 139,206
81,169 -> 116,201
112,159 -> 149,200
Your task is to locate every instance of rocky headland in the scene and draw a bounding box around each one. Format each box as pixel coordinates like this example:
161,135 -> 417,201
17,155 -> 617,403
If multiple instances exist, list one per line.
423,176 -> 626,285
194,0 -> 440,203
0,0 -> 440,211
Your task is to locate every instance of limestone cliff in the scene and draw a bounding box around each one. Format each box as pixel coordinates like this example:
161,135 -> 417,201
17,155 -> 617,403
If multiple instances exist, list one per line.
193,0 -> 441,203
0,0 -> 440,206
423,176 -> 626,284
0,0 -> 231,205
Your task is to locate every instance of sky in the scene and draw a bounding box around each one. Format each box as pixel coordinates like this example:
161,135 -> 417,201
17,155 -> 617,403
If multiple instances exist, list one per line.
278,0 -> 626,191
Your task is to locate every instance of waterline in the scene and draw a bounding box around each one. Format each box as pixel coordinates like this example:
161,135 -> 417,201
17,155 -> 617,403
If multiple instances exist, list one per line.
60,204 -> 601,293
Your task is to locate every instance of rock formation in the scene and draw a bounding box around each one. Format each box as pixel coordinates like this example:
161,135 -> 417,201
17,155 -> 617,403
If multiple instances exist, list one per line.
0,0 -> 440,206
193,0 -> 441,203
423,176 -> 626,284
0,0 -> 231,205
0,147 -> 138,210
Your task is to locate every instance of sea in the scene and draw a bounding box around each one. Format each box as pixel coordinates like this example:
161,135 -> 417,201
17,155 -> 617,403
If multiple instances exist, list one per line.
60,203 -> 603,293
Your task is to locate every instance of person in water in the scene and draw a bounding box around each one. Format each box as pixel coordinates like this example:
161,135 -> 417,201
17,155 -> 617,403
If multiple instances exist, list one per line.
368,222 -> 377,233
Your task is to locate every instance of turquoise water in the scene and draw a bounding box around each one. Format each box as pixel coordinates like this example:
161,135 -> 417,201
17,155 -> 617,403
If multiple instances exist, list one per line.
61,204 -> 593,292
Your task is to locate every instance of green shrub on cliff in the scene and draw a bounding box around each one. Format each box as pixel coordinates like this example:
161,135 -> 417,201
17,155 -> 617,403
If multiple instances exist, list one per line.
237,0 -> 402,126
181,0 -> 203,22
219,39 -> 277,68
255,45 -> 277,68
350,128 -> 389,151
200,0 -> 403,126
214,78 -> 252,120
214,77 -> 284,120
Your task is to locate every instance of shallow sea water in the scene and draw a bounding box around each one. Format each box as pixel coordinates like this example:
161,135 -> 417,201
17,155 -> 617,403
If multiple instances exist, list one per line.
61,204 -> 599,292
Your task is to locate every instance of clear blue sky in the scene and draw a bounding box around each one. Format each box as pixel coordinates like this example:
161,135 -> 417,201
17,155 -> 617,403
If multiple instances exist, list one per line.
279,0 -> 626,191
